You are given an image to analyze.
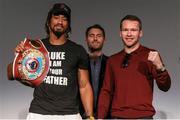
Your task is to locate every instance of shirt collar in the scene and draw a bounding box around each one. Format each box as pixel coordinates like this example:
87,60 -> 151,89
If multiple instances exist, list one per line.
122,45 -> 144,56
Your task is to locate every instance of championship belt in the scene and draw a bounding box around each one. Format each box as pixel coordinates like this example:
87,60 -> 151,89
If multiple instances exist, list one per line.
7,38 -> 49,87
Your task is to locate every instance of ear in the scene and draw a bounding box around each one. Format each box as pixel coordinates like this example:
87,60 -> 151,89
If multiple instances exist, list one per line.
104,37 -> 106,42
47,22 -> 51,32
85,37 -> 88,42
46,22 -> 49,27
140,30 -> 143,38
119,30 -> 122,37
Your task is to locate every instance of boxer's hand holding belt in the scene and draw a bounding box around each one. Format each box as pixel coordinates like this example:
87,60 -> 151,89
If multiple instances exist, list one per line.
7,38 -> 49,87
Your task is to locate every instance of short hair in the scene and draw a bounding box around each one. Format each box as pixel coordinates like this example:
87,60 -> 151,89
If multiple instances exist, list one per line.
120,15 -> 142,30
85,24 -> 105,37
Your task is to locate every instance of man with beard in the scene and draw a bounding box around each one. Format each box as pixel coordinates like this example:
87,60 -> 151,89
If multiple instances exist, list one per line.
14,3 -> 93,120
80,24 -> 109,119
98,15 -> 171,119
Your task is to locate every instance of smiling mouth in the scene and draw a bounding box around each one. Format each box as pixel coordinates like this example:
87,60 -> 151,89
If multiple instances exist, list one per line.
56,26 -> 63,29
126,38 -> 133,41
92,42 -> 100,45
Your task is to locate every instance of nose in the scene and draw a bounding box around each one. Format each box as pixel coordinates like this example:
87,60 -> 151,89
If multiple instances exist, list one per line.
127,30 -> 132,36
59,20 -> 62,24
92,35 -> 98,41
57,18 -> 63,24
94,36 -> 97,40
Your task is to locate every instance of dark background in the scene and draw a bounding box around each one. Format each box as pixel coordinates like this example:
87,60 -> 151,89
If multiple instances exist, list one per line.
0,0 -> 179,119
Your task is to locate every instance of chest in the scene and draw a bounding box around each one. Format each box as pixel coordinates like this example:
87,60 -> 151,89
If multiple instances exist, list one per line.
112,53 -> 151,81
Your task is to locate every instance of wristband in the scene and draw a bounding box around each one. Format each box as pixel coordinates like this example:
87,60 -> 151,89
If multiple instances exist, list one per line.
157,66 -> 166,73
86,115 -> 95,120
89,116 -> 95,120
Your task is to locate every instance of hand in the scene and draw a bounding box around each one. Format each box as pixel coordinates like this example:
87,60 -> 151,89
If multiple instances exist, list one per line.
148,51 -> 164,69
14,41 -> 25,54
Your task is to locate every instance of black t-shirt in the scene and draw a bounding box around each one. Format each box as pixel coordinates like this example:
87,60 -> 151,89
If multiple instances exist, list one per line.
29,38 -> 89,115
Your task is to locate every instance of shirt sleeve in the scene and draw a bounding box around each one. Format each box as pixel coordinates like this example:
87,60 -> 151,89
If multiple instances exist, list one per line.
78,46 -> 89,70
97,59 -> 114,118
154,69 -> 171,92
150,54 -> 171,92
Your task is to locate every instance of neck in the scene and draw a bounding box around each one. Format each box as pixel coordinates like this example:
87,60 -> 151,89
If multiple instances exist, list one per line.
49,33 -> 67,45
124,43 -> 140,54
89,50 -> 103,59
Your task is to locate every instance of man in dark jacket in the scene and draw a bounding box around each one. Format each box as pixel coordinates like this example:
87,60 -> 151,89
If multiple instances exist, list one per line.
80,24 -> 108,119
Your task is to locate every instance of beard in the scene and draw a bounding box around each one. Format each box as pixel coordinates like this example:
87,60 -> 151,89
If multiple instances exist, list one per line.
53,31 -> 63,38
50,25 -> 68,38
89,46 -> 103,53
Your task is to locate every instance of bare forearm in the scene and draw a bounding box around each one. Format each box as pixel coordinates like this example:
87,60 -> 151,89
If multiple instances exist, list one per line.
78,69 -> 94,117
80,83 -> 93,117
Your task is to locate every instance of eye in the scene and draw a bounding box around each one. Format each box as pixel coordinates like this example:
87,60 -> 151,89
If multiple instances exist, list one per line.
62,17 -> 68,21
88,34 -> 94,37
97,34 -> 103,37
121,29 -> 128,32
131,28 -> 138,32
53,16 -> 59,19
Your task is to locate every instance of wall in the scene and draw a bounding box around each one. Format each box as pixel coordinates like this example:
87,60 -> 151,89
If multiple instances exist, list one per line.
0,0 -> 179,119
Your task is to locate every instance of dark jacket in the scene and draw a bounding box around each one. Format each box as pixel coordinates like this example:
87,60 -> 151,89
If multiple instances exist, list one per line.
79,54 -> 108,118
89,54 -> 108,113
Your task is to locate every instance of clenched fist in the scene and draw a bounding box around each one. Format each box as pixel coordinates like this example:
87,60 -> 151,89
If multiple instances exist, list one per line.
148,51 -> 164,70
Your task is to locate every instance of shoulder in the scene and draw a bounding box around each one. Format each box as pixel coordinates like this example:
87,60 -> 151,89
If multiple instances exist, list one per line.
109,51 -> 123,59
67,40 -> 88,59
39,38 -> 49,45
141,45 -> 156,52
40,38 -> 48,42
67,40 -> 86,50
67,40 -> 83,47
106,51 -> 123,65
102,54 -> 109,60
